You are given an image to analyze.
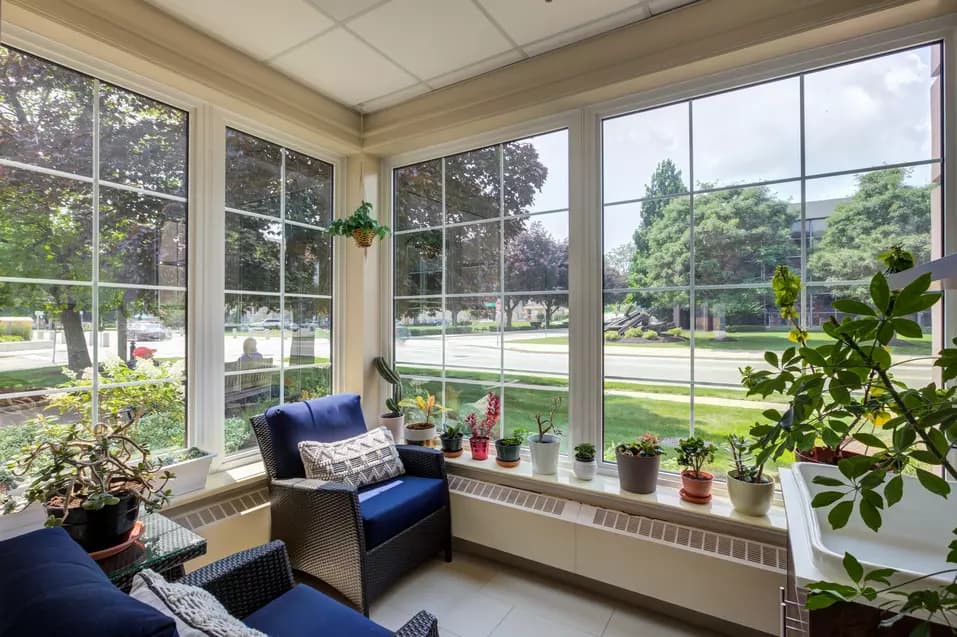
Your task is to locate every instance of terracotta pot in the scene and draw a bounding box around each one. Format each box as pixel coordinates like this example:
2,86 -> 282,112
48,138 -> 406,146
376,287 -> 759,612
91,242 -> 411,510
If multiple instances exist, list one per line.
795,446 -> 860,465
470,437 -> 490,460
727,471 -> 775,517
680,470 -> 714,503
616,451 -> 660,494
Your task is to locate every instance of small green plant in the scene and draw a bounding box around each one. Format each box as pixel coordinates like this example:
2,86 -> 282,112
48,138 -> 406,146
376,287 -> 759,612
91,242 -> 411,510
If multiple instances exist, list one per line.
643,329 -> 658,340
727,434 -> 768,484
624,327 -> 643,339
328,201 -> 390,246
574,443 -> 596,462
604,330 -> 620,341
373,356 -> 403,417
666,327 -> 684,338
441,422 -> 466,439
617,432 -> 663,457
499,428 -> 528,446
154,446 -> 211,468
534,396 -> 564,440
675,437 -> 716,477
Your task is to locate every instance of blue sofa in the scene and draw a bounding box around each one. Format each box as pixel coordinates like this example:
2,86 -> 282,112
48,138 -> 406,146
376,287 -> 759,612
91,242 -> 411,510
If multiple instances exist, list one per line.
0,527 -> 437,637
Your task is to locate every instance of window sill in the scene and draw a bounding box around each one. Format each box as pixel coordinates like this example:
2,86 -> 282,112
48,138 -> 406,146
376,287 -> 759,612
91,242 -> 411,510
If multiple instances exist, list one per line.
165,461 -> 268,511
444,454 -> 787,544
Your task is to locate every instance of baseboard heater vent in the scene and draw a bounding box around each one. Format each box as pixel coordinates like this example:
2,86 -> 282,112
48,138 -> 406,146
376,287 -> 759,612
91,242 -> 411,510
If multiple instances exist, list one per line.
168,487 -> 269,531
448,475 -> 567,516
589,506 -> 786,573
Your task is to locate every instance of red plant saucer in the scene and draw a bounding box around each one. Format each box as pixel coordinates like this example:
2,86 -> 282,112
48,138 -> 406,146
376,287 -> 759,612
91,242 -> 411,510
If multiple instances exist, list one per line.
679,488 -> 712,505
88,520 -> 146,561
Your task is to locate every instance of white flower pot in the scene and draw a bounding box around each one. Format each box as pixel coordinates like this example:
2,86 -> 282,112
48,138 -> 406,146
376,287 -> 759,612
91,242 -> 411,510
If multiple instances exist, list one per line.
573,459 -> 597,481
164,453 -> 215,497
404,423 -> 436,444
528,433 -> 560,475
727,471 -> 775,517
378,414 -> 405,443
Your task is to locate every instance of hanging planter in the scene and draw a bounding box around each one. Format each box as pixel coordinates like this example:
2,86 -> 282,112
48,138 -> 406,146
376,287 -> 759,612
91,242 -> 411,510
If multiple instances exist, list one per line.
328,201 -> 390,248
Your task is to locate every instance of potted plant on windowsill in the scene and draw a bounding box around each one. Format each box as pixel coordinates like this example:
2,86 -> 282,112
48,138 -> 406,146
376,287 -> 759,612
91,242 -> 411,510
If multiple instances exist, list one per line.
726,434 -> 774,517
373,356 -> 405,442
328,201 -> 390,248
466,392 -> 500,461
399,393 -> 446,445
675,436 -> 717,504
528,396 -> 563,475
573,443 -> 597,481
2,414 -> 171,552
616,433 -> 664,494
154,447 -> 215,497
495,428 -> 527,468
439,422 -> 465,458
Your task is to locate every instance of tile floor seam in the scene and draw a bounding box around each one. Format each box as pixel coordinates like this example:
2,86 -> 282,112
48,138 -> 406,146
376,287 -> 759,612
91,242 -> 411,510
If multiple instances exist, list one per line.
490,605 -> 515,637
599,608 -> 615,636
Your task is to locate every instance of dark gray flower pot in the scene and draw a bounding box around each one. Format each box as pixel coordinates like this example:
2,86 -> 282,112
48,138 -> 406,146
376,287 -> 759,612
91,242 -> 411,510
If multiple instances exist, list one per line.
616,451 -> 660,494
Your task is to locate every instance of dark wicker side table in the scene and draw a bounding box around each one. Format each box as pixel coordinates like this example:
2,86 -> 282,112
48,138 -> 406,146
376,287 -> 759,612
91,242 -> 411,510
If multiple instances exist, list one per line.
97,511 -> 207,591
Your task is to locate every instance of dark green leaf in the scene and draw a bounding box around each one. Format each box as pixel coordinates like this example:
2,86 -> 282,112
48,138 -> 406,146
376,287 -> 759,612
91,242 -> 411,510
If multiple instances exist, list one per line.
843,552 -> 864,583
828,500 -> 854,529
860,498 -> 882,532
891,318 -> 923,338
812,476 -> 846,487
839,455 -> 874,480
812,491 -> 846,508
895,292 -> 942,316
865,568 -> 897,585
800,347 -> 828,367
910,450 -> 943,465
805,593 -> 841,611
832,299 -> 875,316
852,433 -> 888,450
916,469 -> 951,498
884,475 -> 904,507
764,351 -> 778,368
877,321 -> 894,345
870,273 -> 890,313
861,488 -> 884,510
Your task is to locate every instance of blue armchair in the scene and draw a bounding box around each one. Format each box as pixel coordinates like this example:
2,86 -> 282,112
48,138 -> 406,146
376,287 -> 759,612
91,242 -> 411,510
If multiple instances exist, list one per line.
250,393 -> 452,615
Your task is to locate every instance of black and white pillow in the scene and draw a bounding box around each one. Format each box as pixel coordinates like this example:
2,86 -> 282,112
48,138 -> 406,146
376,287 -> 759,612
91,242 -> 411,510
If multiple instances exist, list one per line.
129,569 -> 266,637
298,426 -> 405,488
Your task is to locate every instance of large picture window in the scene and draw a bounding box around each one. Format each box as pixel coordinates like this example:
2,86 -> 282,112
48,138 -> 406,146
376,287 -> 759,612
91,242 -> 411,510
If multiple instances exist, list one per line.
0,45 -> 189,466
601,43 -> 943,476
393,130 -> 569,444
223,129 -> 334,455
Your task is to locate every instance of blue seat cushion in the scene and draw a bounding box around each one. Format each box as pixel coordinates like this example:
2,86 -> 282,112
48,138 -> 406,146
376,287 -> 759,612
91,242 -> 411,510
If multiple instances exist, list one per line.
359,475 -> 446,550
264,393 -> 367,479
0,527 -> 175,637
244,583 -> 392,636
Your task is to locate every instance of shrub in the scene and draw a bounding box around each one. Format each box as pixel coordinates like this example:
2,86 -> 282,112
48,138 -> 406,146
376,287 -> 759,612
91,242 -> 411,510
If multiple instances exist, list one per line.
642,330 -> 659,340
0,335 -> 24,342
225,417 -> 255,454
666,327 -> 684,338
0,318 -> 31,341
135,411 -> 186,452
603,330 -> 620,341
623,327 -> 643,339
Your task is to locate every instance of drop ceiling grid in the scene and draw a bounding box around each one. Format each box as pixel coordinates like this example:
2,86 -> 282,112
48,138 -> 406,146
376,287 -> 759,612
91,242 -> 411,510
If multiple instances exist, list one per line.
146,0 -> 697,111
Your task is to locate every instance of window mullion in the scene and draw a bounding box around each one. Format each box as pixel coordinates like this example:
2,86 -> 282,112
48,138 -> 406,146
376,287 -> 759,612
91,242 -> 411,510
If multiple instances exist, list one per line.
91,78 -> 101,424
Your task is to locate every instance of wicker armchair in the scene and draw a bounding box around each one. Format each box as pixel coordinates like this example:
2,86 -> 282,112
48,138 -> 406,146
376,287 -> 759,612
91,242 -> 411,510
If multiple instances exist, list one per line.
250,394 -> 452,615
181,541 -> 439,637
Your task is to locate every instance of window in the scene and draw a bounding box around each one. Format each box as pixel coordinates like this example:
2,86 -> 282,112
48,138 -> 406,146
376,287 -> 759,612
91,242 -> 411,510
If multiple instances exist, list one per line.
393,130 -> 569,443
601,44 -> 942,477
0,45 -> 189,464
223,129 -> 334,455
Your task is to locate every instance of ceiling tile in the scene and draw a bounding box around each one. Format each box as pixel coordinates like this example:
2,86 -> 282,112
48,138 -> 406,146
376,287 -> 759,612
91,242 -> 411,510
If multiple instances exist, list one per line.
348,0 -> 513,80
359,83 -> 431,112
308,0 -> 384,21
426,49 -> 524,89
270,27 -> 418,105
478,0 -> 639,45
147,0 -> 333,61
648,0 -> 697,14
521,4 -> 652,57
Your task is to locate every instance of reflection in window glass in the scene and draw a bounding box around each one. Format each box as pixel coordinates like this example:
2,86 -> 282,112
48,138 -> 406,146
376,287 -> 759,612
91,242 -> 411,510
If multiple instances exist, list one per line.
224,129 -> 333,455
602,43 -> 941,478
0,45 -> 188,466
393,130 -> 569,449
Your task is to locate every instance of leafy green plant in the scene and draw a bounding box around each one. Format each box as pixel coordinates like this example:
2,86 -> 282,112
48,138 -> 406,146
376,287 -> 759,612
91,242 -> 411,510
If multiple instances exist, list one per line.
617,432 -> 663,457
728,434 -> 768,484
574,443 -> 596,462
675,437 -> 716,477
624,327 -> 643,339
643,329 -> 658,340
374,356 -> 403,417
441,422 -> 466,439
499,428 -> 528,447
327,201 -> 389,245
154,446 -> 211,467
743,254 -> 957,632
604,330 -> 620,341
666,327 -> 685,338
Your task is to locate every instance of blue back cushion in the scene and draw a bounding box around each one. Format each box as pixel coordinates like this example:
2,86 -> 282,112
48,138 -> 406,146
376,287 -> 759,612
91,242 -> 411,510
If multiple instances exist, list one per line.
0,527 -> 176,637
264,393 -> 367,479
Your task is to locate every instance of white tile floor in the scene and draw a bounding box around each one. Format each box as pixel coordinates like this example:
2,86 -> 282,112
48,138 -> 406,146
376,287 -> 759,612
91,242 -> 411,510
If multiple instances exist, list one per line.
368,553 -> 722,637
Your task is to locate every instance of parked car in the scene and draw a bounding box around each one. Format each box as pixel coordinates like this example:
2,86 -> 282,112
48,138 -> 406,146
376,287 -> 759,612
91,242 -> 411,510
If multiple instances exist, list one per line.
128,319 -> 171,341
261,318 -> 281,330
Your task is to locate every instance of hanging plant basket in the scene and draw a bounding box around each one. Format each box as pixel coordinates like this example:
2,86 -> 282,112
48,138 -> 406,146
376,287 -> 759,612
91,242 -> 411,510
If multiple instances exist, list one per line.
352,228 -> 376,248
328,201 -> 390,248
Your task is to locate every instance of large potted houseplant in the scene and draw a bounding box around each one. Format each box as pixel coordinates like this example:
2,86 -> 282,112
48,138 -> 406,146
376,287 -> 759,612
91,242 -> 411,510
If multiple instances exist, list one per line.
616,433 -> 664,494
528,396 -> 563,475
466,392 -> 500,461
399,393 -> 445,445
726,434 -> 774,516
373,356 -> 405,442
495,428 -> 527,468
328,201 -> 390,248
439,422 -> 465,458
155,446 -> 215,497
3,415 -> 171,552
573,443 -> 597,481
675,436 -> 716,504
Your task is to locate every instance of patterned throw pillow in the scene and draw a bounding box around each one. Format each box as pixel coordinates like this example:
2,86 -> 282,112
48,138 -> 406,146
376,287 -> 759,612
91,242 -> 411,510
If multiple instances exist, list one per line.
298,426 -> 405,487
129,569 -> 266,637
